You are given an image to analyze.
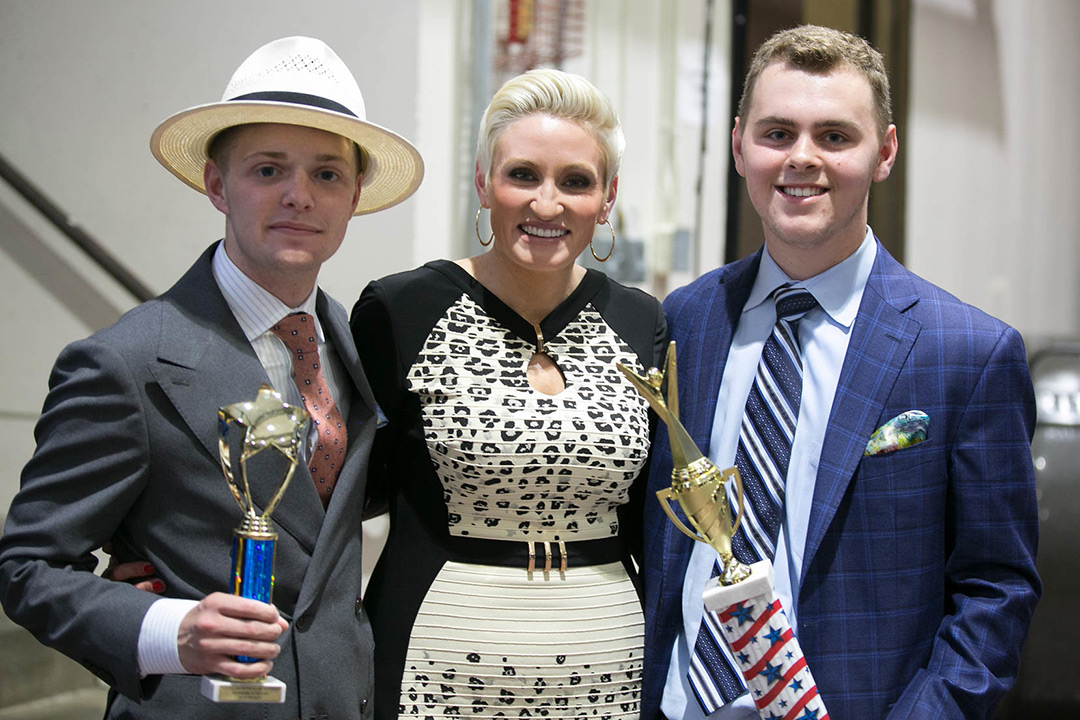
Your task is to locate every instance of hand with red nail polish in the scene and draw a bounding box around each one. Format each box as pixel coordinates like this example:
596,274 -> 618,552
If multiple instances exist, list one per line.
104,559 -> 165,594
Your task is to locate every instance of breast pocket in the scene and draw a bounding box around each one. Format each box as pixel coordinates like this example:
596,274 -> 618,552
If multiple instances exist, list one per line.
857,439 -> 939,479
854,440 -> 946,534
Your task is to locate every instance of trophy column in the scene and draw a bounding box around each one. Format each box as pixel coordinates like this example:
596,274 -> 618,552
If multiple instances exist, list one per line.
703,562 -> 828,719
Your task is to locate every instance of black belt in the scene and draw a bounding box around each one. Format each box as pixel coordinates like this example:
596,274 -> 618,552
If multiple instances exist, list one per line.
445,534 -> 627,572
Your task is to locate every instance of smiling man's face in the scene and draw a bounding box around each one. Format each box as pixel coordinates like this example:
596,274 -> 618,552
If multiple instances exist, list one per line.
732,61 -> 897,278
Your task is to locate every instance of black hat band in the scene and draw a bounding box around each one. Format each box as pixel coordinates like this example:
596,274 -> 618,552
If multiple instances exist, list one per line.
229,91 -> 356,118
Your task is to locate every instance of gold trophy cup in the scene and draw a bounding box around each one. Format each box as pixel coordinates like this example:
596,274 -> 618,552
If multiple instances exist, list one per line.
200,383 -> 308,704
618,343 -> 750,586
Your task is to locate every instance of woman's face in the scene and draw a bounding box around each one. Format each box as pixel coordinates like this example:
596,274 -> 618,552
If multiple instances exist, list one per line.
476,114 -> 616,276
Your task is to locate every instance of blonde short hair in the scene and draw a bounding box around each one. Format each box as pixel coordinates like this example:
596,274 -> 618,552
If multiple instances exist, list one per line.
476,68 -> 624,188
739,24 -> 893,138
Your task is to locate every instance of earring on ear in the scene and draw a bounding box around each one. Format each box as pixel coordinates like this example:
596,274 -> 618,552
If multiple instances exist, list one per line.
475,208 -> 494,247
591,219 -> 616,262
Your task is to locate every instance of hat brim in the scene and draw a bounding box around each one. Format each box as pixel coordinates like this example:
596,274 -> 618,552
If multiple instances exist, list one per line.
150,101 -> 424,215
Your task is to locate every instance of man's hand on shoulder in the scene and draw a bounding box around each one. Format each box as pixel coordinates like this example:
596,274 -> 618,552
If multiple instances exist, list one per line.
177,592 -> 290,678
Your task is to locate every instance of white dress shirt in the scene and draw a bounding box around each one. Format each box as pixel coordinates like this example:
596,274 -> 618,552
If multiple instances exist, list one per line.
661,229 -> 877,719
136,241 -> 350,676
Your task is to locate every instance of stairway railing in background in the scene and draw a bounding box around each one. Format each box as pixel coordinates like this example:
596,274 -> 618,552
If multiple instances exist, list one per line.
0,151 -> 154,303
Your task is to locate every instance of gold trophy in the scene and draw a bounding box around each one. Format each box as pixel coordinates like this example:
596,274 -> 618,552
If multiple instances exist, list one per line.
618,343 -> 750,586
619,342 -> 829,719
200,383 -> 308,704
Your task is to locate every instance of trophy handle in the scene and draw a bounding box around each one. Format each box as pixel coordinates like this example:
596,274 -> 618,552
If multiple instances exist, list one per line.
260,462 -> 298,519
727,466 -> 744,540
218,417 -> 252,515
656,487 -> 707,543
664,342 -> 679,424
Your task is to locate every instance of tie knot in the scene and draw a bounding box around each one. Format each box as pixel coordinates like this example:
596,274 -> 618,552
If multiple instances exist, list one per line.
271,312 -> 317,352
772,287 -> 817,323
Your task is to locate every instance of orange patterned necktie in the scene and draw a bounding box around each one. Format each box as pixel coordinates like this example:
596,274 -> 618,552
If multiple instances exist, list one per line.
271,312 -> 347,507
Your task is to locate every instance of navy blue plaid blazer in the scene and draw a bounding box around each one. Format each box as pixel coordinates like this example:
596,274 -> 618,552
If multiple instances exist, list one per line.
641,241 -> 1040,719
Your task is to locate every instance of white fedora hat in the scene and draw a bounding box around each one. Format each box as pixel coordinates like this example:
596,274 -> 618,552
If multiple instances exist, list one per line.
150,36 -> 423,215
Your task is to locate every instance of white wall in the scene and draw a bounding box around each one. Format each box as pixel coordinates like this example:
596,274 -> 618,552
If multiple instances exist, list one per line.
907,0 -> 1080,339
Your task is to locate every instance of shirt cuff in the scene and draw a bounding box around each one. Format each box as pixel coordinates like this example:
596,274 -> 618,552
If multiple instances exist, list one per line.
137,598 -> 199,676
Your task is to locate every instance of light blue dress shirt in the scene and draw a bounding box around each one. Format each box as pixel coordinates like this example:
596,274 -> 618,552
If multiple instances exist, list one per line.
661,229 -> 877,720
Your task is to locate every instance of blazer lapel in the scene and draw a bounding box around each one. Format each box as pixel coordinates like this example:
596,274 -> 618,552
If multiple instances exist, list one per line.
150,308 -> 265,464
801,245 -> 921,577
678,253 -> 761,455
148,248 -> 267,465
659,254 -> 761,581
148,247 -> 324,554
315,291 -> 375,512
318,290 -> 377,434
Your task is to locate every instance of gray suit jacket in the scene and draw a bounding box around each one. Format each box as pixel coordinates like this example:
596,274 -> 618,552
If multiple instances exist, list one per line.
0,244 -> 377,719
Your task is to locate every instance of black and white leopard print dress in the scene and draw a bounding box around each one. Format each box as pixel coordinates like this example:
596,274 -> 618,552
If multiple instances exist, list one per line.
352,260 -> 666,720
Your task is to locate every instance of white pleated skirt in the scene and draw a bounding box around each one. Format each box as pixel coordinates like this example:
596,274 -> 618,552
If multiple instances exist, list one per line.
399,560 -> 643,718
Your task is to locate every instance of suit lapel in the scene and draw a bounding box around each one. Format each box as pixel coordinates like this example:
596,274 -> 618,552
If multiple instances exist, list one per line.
149,306 -> 265,464
148,248 -> 267,464
318,290 -> 377,433
678,253 -> 760,455
148,246 -> 324,554
660,254 -> 761,580
801,245 -> 921,578
316,290 -> 375,515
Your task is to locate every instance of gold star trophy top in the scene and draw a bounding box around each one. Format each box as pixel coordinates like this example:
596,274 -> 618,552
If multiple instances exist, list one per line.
218,383 -> 309,526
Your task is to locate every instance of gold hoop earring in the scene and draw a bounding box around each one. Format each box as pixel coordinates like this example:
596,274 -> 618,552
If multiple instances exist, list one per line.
591,220 -> 615,262
475,208 -> 494,247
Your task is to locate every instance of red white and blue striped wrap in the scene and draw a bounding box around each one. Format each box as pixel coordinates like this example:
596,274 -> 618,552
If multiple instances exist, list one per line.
703,560 -> 830,720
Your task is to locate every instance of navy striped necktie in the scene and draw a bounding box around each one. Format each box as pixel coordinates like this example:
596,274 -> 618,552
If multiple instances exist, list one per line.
687,285 -> 818,714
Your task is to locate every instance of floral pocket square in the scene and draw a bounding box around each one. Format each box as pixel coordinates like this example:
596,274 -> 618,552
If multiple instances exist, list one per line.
864,410 -> 930,456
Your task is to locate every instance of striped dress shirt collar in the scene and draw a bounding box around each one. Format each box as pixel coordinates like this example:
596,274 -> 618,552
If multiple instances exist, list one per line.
210,241 -> 324,341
